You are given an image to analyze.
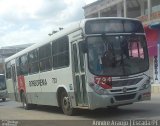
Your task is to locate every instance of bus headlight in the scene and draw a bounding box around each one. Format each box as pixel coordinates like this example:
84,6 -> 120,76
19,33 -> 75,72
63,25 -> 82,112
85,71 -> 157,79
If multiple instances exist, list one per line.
89,76 -> 112,95
140,79 -> 150,90
89,82 -> 109,95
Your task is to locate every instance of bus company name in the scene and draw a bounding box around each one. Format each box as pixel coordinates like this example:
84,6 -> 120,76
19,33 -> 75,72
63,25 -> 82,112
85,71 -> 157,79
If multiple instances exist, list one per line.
29,79 -> 47,87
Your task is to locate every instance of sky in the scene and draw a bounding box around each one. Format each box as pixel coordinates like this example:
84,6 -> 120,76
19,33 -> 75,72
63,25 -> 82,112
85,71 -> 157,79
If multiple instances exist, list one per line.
0,0 -> 97,47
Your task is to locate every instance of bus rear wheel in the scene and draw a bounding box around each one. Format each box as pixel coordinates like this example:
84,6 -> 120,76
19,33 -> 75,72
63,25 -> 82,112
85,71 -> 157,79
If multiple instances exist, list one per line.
61,91 -> 75,116
21,92 -> 32,110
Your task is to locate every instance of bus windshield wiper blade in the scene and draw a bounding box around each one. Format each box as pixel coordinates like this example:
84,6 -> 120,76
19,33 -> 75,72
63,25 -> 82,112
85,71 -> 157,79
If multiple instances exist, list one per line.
101,34 -> 116,67
119,36 -> 126,75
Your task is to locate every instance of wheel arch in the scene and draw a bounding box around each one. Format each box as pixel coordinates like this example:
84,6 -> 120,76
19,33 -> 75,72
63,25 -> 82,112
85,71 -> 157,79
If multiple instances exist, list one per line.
56,86 -> 68,107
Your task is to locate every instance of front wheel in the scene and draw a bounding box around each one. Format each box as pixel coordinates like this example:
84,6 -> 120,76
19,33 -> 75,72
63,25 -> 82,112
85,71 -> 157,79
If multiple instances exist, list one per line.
2,98 -> 6,102
61,91 -> 75,116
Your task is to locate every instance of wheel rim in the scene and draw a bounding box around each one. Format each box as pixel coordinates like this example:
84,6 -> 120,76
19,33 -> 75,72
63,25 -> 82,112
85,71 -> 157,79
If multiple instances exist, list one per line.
63,96 -> 70,111
23,102 -> 27,108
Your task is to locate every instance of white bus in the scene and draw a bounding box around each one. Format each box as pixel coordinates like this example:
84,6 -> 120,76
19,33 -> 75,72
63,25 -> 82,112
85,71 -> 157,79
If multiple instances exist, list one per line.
5,17 -> 151,115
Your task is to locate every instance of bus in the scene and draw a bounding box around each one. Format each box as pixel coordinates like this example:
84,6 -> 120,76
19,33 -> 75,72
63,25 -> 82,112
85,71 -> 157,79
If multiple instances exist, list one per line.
0,74 -> 7,102
5,17 -> 151,115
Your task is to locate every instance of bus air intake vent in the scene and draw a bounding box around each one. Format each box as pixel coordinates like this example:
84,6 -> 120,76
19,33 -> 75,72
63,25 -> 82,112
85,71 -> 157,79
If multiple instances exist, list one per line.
112,78 -> 142,87
114,93 -> 136,101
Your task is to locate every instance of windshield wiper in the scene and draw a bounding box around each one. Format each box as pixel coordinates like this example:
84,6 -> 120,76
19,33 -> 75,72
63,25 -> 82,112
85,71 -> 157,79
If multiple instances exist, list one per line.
101,34 -> 116,67
120,36 -> 127,76
120,50 -> 126,75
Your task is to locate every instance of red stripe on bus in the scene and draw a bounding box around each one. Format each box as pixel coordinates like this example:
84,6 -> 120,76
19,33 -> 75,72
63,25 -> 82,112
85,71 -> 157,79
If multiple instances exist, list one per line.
17,76 -> 26,92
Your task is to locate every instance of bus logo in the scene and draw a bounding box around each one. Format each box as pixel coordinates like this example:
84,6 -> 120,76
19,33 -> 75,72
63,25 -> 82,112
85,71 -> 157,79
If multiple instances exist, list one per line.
122,87 -> 127,93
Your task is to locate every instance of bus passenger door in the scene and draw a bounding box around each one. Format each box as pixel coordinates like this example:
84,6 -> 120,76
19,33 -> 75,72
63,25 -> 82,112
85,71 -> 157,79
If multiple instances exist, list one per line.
72,41 -> 88,106
11,64 -> 18,101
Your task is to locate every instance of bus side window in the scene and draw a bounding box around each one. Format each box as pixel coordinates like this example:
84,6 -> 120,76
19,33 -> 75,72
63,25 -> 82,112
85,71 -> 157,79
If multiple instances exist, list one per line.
39,43 -> 52,72
18,54 -> 28,75
6,62 -> 11,79
16,58 -> 20,76
52,36 -> 69,69
28,49 -> 39,74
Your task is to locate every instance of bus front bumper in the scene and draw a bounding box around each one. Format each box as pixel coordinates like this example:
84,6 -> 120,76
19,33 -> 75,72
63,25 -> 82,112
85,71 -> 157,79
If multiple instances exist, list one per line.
88,88 -> 151,110
0,90 -> 8,99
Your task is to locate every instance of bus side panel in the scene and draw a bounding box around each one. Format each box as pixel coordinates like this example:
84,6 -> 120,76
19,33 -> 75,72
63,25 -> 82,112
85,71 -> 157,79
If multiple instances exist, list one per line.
17,71 -> 77,107
38,70 -> 58,106
24,74 -> 41,104
23,67 -> 74,106
38,67 -> 74,106
6,79 -> 15,100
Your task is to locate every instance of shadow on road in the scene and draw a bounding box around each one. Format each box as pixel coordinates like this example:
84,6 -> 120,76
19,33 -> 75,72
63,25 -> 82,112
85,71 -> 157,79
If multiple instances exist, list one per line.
18,105 -> 63,114
0,99 -> 10,104
16,102 -> 160,119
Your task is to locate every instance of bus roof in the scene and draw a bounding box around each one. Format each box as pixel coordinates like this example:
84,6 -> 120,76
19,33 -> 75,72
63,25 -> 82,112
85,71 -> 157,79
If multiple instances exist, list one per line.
5,17 -> 140,63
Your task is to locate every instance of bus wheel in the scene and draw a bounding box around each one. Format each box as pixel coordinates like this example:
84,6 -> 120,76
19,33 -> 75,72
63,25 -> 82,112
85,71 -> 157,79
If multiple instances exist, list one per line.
21,92 -> 31,110
2,98 -> 6,102
61,91 -> 75,116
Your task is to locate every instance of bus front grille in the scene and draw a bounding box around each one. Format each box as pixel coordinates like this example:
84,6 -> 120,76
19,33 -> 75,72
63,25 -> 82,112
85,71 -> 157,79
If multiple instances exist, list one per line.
112,78 -> 142,87
110,87 -> 137,93
114,93 -> 136,101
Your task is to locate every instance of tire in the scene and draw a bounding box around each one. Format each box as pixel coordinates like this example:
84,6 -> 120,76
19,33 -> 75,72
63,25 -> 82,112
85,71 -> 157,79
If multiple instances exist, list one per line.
60,91 -> 75,116
2,98 -> 6,102
21,92 -> 32,110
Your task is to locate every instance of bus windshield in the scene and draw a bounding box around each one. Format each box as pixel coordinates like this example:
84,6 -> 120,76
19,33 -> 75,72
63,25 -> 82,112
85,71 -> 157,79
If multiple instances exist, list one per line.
87,35 -> 149,76
0,75 -> 6,90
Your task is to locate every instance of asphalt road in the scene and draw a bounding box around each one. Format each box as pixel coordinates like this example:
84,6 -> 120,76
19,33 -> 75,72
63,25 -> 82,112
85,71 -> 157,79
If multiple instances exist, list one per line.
0,94 -> 160,126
